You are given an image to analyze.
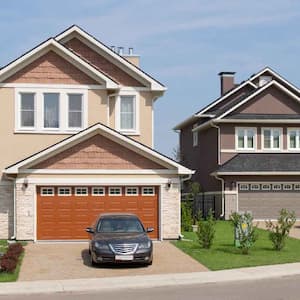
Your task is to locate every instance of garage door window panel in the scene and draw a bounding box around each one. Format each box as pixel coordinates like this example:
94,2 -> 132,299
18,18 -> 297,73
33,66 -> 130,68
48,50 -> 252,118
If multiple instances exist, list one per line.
75,187 -> 88,196
126,187 -> 139,196
272,184 -> 282,191
109,187 -> 122,196
58,187 -> 72,196
92,187 -> 105,196
262,184 -> 271,191
41,187 -> 54,196
283,184 -> 292,191
250,184 -> 260,191
142,187 -> 155,196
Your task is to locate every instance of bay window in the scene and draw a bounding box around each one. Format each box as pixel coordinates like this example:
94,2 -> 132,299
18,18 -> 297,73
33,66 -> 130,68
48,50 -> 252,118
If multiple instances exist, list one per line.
262,128 -> 282,150
236,127 -> 256,150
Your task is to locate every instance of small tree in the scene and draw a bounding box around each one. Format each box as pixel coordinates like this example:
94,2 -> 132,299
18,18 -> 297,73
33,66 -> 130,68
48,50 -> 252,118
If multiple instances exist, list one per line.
197,209 -> 216,249
230,212 -> 258,255
181,200 -> 193,232
187,181 -> 201,224
266,208 -> 296,251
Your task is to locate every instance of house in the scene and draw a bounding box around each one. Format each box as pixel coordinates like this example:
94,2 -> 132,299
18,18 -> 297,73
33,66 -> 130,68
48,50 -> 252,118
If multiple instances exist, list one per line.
0,25 -> 193,241
174,67 -> 300,220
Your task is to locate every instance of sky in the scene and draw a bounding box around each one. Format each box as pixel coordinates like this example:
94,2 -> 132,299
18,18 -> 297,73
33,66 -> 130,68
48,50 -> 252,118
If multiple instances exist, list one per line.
1,0 -> 300,157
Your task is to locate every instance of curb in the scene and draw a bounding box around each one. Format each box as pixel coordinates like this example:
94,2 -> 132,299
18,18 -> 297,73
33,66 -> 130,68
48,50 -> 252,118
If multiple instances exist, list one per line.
1,262 -> 300,295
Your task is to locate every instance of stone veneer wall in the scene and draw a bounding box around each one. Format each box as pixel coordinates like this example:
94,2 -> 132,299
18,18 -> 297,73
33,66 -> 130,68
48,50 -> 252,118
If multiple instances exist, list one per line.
0,183 -> 14,239
161,183 -> 180,239
16,183 -> 35,240
224,193 -> 238,220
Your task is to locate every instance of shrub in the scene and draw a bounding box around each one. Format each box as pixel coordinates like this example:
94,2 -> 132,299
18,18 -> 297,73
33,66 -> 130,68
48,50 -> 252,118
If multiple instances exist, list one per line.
0,242 -> 24,273
0,257 -> 17,273
230,212 -> 258,255
7,243 -> 24,256
266,208 -> 296,251
196,209 -> 216,249
181,200 -> 193,232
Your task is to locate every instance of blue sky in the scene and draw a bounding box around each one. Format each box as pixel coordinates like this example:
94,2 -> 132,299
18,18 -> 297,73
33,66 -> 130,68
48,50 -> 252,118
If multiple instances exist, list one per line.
1,0 -> 300,157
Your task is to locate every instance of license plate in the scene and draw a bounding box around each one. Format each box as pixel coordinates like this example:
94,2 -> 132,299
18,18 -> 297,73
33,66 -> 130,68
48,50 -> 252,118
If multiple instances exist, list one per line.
115,255 -> 134,261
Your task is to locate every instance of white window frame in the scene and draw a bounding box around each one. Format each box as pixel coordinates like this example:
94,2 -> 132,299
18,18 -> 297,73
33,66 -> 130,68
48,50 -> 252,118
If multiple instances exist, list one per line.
239,184 -> 249,191
142,186 -> 155,196
40,187 -> 55,196
92,187 -> 105,196
58,187 -> 72,196
115,92 -> 139,135
235,127 -> 256,150
262,127 -> 282,151
272,184 -> 282,191
125,187 -> 139,196
192,124 -> 198,147
250,184 -> 260,191
109,187 -> 122,196
288,128 -> 300,150
261,184 -> 271,191
67,93 -> 84,130
283,184 -> 292,191
15,88 -> 87,133
75,187 -> 88,196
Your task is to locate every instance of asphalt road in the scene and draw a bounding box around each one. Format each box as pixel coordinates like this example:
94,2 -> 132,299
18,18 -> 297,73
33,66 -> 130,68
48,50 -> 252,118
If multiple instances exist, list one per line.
1,275 -> 300,300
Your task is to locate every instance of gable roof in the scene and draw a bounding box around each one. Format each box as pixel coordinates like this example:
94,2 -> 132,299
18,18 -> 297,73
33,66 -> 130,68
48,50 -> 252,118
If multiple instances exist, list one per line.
5,123 -> 193,175
55,25 -> 166,92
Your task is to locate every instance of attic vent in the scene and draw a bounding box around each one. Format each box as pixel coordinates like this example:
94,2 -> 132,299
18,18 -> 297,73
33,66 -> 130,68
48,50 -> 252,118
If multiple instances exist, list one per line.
259,76 -> 272,87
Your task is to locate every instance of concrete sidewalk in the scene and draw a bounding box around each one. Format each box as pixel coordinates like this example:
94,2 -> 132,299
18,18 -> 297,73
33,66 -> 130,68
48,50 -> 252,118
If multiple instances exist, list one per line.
1,262 -> 300,296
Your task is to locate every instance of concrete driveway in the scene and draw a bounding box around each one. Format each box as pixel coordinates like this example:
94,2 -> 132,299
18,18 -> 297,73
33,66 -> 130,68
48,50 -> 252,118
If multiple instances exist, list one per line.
18,242 -> 207,281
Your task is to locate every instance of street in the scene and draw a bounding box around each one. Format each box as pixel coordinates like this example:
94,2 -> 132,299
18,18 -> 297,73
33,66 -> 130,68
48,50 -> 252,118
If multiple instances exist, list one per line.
1,275 -> 300,300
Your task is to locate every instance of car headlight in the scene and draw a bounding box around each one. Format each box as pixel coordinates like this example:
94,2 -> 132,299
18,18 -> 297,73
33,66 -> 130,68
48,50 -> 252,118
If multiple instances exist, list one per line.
94,241 -> 109,250
138,241 -> 152,249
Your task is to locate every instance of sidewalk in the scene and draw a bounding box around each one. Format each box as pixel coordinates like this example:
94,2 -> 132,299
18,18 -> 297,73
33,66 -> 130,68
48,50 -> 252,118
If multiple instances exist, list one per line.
1,262 -> 300,296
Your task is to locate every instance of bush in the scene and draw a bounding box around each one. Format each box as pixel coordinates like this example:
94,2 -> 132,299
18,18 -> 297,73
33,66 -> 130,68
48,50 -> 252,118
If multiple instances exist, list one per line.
7,243 -> 24,256
231,212 -> 258,255
0,242 -> 24,273
196,209 -> 215,249
0,257 -> 17,273
266,208 -> 296,251
181,200 -> 193,232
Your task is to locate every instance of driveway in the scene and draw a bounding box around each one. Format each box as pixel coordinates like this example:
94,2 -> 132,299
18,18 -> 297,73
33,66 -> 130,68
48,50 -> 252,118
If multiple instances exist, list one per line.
18,242 -> 207,281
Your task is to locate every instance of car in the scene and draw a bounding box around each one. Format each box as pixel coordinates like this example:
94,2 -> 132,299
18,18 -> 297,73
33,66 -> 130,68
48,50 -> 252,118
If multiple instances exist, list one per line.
86,213 -> 154,266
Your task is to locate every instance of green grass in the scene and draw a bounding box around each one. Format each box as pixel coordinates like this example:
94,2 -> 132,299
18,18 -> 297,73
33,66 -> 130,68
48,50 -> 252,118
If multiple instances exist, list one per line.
173,221 -> 300,270
0,241 -> 25,282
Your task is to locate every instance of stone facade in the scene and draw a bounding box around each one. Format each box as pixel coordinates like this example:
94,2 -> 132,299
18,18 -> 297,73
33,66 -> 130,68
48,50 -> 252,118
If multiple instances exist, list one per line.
0,183 -> 14,239
224,193 -> 238,220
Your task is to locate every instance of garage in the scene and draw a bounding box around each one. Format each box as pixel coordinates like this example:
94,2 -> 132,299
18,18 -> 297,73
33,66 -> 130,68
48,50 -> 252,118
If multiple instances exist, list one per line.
238,183 -> 300,219
37,186 -> 159,240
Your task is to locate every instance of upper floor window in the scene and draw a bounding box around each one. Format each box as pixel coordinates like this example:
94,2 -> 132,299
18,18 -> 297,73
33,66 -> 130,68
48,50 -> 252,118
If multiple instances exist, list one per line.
16,88 -> 87,133
192,124 -> 198,147
288,128 -> 300,149
236,127 -> 256,150
262,128 -> 282,150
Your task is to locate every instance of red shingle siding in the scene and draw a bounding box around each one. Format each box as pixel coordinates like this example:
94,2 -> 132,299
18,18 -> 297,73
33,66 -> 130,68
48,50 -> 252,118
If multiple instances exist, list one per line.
4,51 -> 99,84
64,38 -> 145,87
32,135 -> 165,169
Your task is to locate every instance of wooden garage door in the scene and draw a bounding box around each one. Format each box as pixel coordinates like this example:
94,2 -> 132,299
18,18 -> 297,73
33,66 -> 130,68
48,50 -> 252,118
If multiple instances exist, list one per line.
238,183 -> 300,219
37,186 -> 159,240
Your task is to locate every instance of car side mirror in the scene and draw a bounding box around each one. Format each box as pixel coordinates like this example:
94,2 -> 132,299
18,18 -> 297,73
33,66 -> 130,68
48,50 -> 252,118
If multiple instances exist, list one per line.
146,227 -> 154,233
85,227 -> 94,234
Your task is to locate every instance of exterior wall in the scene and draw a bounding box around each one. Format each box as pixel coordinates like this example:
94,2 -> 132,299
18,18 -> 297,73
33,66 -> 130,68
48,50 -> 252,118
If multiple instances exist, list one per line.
88,89 -> 108,126
0,183 -> 14,239
180,124 -> 220,191
4,51 -> 98,85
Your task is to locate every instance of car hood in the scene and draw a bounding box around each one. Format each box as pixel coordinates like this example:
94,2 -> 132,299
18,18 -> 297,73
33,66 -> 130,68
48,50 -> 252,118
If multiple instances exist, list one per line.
92,232 -> 150,244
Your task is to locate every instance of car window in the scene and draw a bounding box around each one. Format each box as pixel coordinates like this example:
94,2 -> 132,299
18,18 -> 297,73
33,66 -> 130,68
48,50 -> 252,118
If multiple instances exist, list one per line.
97,218 -> 144,233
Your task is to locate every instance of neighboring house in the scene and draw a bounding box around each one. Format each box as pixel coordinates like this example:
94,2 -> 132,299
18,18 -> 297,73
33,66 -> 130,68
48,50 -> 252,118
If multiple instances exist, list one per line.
175,67 -> 300,220
0,25 -> 193,241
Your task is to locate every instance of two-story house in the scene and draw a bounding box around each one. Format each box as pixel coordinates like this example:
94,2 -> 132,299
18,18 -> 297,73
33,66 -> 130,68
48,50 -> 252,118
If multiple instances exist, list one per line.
175,67 -> 300,220
0,25 -> 192,241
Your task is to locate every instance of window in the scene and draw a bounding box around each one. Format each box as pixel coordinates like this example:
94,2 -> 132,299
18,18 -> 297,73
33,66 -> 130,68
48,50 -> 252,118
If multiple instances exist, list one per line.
288,129 -> 300,149
262,128 -> 282,150
92,187 -> 105,196
142,187 -> 155,195
58,187 -> 71,196
44,93 -> 59,128
75,187 -> 88,196
126,187 -> 138,196
41,187 -> 54,196
120,96 -> 135,131
250,184 -> 260,191
239,184 -> 249,191
236,128 -> 256,150
262,184 -> 271,191
272,184 -> 281,191
283,184 -> 292,191
68,94 -> 83,128
192,124 -> 198,147
294,184 -> 300,191
20,93 -> 35,128
109,187 -> 122,196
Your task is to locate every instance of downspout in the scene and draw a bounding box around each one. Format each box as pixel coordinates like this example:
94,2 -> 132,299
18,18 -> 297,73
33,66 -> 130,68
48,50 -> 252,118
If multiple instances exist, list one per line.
4,174 -> 16,240
213,173 -> 225,218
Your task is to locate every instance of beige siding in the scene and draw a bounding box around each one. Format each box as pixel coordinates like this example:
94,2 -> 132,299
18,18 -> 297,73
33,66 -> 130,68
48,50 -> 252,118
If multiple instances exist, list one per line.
88,89 -> 108,126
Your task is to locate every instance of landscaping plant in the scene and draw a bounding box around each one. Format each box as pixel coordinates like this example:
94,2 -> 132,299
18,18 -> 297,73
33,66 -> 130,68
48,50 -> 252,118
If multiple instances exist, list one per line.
181,200 -> 193,232
230,212 -> 257,255
0,242 -> 24,273
266,208 -> 296,251
197,209 -> 215,249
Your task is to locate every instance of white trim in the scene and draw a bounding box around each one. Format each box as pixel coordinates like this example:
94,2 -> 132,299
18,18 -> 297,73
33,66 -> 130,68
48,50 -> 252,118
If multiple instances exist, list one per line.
142,186 -> 155,196
216,119 -> 300,124
217,171 -> 300,175
91,186 -> 105,196
261,127 -> 283,151
221,148 -> 300,154
216,81 -> 300,120
108,186 -> 122,196
125,186 -> 139,196
55,26 -> 166,92
0,83 -> 104,90
235,127 -> 257,151
5,123 -> 193,175
74,186 -> 88,196
40,187 -> 54,196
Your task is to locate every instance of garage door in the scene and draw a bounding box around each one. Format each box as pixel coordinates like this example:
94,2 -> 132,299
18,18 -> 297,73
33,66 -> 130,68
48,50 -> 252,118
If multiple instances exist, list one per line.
37,186 -> 159,240
238,183 -> 300,219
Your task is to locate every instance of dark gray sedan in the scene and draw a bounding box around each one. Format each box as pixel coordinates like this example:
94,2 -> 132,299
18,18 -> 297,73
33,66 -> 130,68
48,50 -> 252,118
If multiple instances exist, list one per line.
86,213 -> 153,266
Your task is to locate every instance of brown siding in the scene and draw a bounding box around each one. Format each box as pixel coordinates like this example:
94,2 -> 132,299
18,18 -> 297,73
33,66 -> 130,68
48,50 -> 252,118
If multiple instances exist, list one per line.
4,51 -> 98,84
32,135 -> 165,169
64,38 -> 145,87
180,124 -> 220,191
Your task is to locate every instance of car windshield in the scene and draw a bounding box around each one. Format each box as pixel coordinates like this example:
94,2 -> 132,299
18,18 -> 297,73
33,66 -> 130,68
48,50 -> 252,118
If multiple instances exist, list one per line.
97,217 -> 145,233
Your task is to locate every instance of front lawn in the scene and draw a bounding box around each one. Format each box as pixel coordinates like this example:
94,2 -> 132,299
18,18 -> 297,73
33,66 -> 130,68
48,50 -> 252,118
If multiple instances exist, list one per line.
173,221 -> 300,270
0,240 -> 25,282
